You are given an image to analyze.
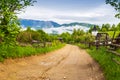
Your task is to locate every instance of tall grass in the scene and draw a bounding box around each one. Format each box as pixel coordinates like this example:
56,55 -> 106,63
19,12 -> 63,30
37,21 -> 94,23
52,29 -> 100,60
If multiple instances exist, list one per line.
76,43 -> 89,49
0,43 -> 65,62
107,31 -> 120,38
78,44 -> 120,80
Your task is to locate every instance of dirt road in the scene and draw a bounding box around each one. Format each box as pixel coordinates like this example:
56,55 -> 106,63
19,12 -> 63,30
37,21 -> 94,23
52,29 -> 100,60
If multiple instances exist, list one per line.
0,44 -> 105,80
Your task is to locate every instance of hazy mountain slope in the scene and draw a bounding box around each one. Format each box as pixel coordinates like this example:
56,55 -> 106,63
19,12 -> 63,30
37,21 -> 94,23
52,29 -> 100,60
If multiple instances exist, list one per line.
19,19 -> 94,34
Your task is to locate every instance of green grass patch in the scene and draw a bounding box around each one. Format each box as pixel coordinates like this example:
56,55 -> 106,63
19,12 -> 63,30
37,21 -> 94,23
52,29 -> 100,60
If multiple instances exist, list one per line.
76,43 -> 89,49
0,43 -> 65,62
107,31 -> 120,38
78,44 -> 120,80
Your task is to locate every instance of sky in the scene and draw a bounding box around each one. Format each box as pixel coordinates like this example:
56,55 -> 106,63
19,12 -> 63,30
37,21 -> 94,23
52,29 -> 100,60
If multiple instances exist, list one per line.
18,0 -> 120,25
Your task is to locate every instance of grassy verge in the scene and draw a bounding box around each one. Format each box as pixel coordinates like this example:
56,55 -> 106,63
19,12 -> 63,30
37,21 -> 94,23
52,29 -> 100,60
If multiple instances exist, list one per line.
77,43 -> 120,80
76,43 -> 91,49
0,43 -> 65,62
107,31 -> 120,38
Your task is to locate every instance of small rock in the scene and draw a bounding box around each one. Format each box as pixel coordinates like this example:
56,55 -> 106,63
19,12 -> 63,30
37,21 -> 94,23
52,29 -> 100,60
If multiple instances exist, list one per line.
45,78 -> 50,80
63,76 -> 66,79
90,78 -> 93,80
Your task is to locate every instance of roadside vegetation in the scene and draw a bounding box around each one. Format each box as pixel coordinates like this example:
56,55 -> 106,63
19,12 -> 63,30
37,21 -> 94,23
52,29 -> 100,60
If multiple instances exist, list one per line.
76,21 -> 120,80
0,0 -> 65,62
60,13 -> 120,80
77,44 -> 120,80
60,20 -> 120,80
0,24 -> 65,62
0,25 -> 65,62
75,23 -> 120,80
107,31 -> 120,38
0,41 -> 65,62
85,2 -> 120,79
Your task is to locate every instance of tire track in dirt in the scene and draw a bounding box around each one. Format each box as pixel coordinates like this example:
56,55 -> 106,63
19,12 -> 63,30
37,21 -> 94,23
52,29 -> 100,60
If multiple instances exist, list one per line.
38,49 -> 71,80
0,44 -> 105,80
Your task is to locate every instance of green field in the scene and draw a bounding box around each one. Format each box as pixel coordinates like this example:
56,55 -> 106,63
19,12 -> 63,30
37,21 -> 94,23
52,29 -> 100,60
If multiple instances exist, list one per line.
107,31 -> 120,38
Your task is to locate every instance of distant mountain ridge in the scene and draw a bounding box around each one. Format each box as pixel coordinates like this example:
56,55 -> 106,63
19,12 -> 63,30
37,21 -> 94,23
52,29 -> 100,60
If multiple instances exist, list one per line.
19,19 -> 60,29
19,19 -> 94,29
19,19 -> 95,34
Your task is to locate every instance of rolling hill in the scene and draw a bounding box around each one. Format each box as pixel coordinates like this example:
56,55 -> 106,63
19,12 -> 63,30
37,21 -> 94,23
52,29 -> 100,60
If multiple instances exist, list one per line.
19,19 -> 94,34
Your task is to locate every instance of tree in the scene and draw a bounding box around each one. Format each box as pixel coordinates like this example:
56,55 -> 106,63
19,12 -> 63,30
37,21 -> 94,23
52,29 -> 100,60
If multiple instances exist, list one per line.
101,23 -> 111,32
116,23 -> 120,31
17,27 -> 40,43
101,25 -> 106,32
60,32 -> 71,43
106,0 -> 120,18
110,24 -> 116,31
88,25 -> 100,33
0,0 -> 36,45
105,23 -> 111,31
37,30 -> 49,42
72,29 -> 85,43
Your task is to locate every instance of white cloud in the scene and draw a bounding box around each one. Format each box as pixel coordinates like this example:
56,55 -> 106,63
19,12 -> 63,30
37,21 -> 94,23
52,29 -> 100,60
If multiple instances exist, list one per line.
42,25 -> 89,34
18,4 -> 120,25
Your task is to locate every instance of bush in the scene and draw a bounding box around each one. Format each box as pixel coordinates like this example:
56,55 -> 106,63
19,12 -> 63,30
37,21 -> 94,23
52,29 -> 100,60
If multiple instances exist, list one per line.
0,42 -> 65,62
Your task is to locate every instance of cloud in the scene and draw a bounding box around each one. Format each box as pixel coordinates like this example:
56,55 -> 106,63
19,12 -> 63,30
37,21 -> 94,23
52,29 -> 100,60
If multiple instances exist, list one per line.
18,4 -> 119,25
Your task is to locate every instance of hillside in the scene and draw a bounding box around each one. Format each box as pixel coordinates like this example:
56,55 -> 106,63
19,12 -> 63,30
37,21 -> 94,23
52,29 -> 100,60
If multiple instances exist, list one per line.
19,19 -> 95,34
19,19 -> 60,29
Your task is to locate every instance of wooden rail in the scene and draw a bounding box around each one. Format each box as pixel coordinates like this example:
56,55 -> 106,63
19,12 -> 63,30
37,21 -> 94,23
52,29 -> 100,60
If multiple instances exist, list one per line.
107,44 -> 120,65
110,44 -> 120,48
112,58 -> 120,65
107,50 -> 120,57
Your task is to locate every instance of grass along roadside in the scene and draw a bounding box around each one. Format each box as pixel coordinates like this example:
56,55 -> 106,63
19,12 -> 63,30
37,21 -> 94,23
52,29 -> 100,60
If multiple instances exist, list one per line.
0,43 -> 65,62
107,31 -> 120,38
77,43 -> 120,80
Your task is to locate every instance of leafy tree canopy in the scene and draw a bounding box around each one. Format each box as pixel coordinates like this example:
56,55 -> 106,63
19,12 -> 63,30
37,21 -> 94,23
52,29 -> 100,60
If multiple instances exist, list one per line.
0,0 -> 36,45
106,0 -> 120,18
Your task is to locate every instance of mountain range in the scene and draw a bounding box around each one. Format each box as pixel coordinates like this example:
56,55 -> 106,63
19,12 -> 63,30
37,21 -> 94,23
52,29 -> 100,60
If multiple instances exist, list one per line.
19,19 -> 94,34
